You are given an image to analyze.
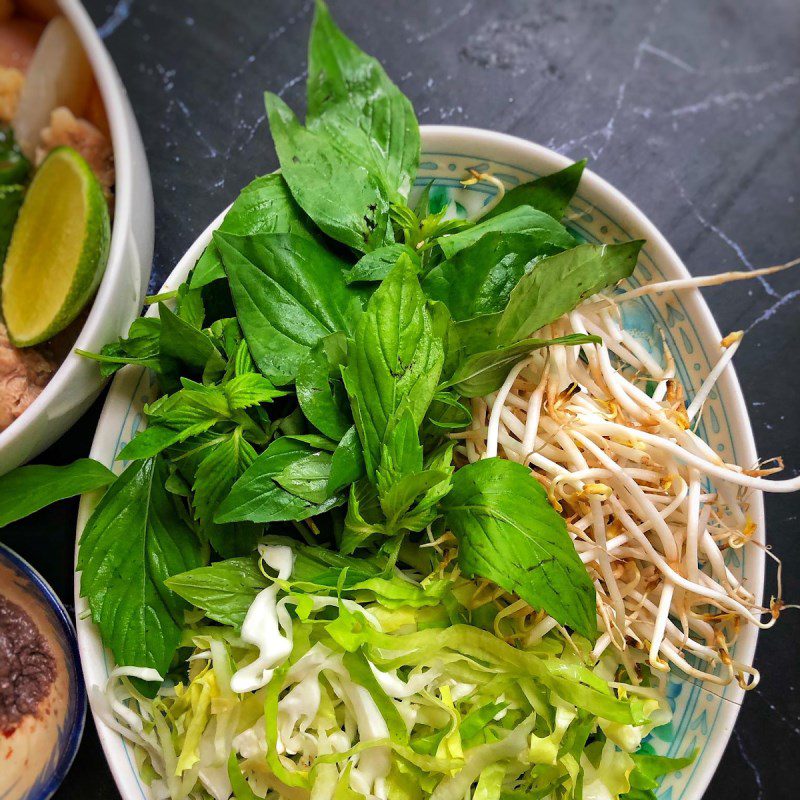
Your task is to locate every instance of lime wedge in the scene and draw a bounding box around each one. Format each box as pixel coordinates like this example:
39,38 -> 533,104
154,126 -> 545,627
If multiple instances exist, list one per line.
1,146 -> 110,347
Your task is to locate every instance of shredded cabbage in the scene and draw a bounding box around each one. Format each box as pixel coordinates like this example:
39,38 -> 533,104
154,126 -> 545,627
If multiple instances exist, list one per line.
99,543 -> 676,800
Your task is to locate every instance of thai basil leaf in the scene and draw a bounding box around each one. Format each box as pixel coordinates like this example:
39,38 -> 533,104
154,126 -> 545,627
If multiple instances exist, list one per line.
424,390 -> 472,431
118,425 -> 196,462
427,299 -> 461,382
446,334 -> 600,398
436,205 -> 575,260
374,413 -> 453,534
327,426 -> 366,495
450,312 -> 501,359
342,256 -> 444,480
215,437 -> 341,524
307,0 -> 419,199
0,460 -> 115,528
422,231 -> 569,321
217,231 -> 367,385
78,457 -> 203,680
174,284 -> 205,328
346,243 -> 420,285
166,555 -> 266,630
442,457 -> 596,640
261,534 -> 383,589
77,317 -> 172,380
206,522 -> 263,561
265,92 -> 392,252
379,453 -> 453,533
494,241 -> 643,345
296,333 -> 352,440
341,479 -> 385,554
378,409 -> 422,481
191,173 -> 318,289
274,449 -> 335,504
282,433 -> 338,452
159,302 -> 225,375
484,160 -> 586,222
627,750 -> 696,793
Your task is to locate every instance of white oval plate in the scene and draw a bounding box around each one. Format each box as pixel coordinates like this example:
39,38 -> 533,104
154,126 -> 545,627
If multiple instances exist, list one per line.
75,125 -> 764,800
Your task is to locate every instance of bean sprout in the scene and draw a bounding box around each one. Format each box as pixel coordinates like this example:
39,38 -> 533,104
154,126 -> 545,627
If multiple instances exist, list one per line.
455,270 -> 797,687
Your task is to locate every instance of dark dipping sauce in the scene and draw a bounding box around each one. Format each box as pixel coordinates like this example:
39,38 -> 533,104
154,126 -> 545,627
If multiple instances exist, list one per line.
0,593 -> 56,736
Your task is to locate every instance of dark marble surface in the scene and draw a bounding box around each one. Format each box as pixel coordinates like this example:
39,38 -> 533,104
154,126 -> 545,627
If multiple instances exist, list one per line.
2,0 -> 798,797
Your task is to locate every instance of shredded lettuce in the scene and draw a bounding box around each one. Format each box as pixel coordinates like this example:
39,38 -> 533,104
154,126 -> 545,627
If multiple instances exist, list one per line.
99,542 -> 679,800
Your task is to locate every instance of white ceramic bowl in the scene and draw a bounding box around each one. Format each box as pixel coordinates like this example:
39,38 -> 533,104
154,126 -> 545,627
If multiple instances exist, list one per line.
0,0 -> 154,474
75,125 -> 764,799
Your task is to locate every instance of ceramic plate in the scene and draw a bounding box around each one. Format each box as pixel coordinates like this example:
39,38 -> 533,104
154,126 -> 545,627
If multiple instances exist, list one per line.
75,125 -> 764,800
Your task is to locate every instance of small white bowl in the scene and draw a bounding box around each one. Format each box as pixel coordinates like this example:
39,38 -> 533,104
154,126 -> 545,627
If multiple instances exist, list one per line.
0,0 -> 154,474
76,125 -> 764,800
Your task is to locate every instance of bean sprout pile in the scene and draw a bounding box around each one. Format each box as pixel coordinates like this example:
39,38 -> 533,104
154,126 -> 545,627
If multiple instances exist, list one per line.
450,261 -> 800,689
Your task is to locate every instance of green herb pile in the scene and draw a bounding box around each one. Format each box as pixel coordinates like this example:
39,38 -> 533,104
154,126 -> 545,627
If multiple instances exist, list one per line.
0,3 -> 693,799
71,0 -> 647,674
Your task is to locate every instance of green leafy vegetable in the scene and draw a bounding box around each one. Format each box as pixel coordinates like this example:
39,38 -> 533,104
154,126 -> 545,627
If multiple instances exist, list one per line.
327,426 -> 366,495
295,333 -> 352,440
265,92 -> 392,252
0,460 -> 115,528
192,428 -> 263,558
343,256 -> 444,480
623,750 -> 696,799
485,160 -> 586,221
375,411 -> 454,533
494,241 -> 643,345
0,184 -> 24,264
0,126 -> 30,186
442,458 -> 596,639
436,205 -> 574,260
217,231 -> 367,384
159,302 -> 225,375
166,555 -> 266,630
307,0 -> 419,199
215,437 -> 340,524
446,333 -> 600,398
422,230 -> 569,321
346,243 -> 420,285
118,377 -> 274,461
77,317 -> 170,379
78,457 -> 203,678
190,173 -> 317,289
274,448 -> 335,504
